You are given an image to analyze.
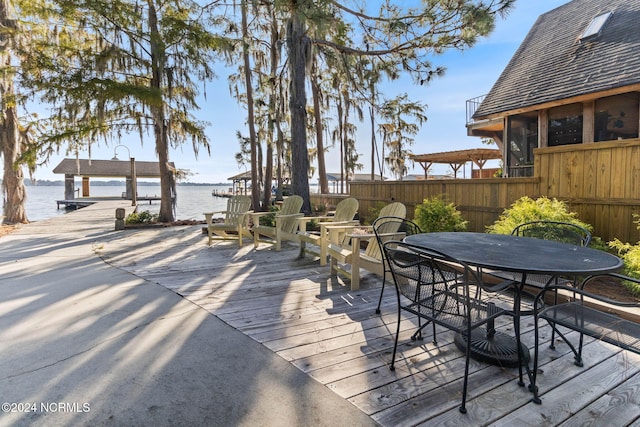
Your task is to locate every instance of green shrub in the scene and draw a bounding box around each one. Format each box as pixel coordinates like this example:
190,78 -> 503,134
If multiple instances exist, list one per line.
488,196 -> 638,294
125,210 -> 159,224
586,235 -> 610,253
608,214 -> 640,296
306,219 -> 320,232
413,195 -> 468,233
257,205 -> 279,227
486,196 -> 592,235
311,203 -> 327,216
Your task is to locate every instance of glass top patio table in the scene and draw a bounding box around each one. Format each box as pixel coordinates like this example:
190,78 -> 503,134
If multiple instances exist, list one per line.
403,232 -> 623,367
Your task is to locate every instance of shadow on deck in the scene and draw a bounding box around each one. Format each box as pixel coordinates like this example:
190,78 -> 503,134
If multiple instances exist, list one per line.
100,226 -> 640,426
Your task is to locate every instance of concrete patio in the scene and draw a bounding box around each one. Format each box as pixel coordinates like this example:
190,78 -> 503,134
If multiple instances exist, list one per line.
0,202 -> 373,427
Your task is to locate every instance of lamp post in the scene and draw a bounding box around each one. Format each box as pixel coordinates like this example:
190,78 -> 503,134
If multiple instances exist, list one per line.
112,145 -> 137,206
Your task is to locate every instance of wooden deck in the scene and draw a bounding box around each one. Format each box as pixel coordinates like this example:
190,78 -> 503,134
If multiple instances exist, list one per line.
100,226 -> 640,426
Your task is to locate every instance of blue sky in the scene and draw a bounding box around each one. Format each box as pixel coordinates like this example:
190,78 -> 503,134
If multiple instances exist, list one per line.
25,0 -> 569,184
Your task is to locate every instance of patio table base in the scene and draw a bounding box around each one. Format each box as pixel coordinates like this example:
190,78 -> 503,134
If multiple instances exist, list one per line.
454,330 -> 530,368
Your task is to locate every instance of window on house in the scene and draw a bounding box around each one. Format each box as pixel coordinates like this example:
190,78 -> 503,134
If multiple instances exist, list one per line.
595,93 -> 639,142
548,104 -> 583,146
507,113 -> 538,177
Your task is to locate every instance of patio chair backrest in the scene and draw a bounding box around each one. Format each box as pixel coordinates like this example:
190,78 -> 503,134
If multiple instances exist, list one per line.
332,197 -> 359,223
363,204 -> 407,260
372,216 -> 422,313
277,195 -> 304,233
511,220 -> 591,246
225,195 -> 252,225
372,216 -> 422,260
384,241 -> 474,312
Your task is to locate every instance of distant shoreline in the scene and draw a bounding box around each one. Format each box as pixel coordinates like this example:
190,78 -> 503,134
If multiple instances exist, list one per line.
9,180 -> 230,187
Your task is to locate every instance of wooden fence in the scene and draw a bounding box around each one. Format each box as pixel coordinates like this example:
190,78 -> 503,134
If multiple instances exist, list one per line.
536,138 -> 640,243
311,138 -> 640,244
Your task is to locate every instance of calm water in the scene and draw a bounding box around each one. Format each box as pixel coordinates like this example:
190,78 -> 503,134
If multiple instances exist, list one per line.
12,184 -> 231,222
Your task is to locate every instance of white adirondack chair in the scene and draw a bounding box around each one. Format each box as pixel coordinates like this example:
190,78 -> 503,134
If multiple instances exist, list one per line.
327,202 -> 406,290
251,195 -> 304,251
297,197 -> 359,266
204,195 -> 253,247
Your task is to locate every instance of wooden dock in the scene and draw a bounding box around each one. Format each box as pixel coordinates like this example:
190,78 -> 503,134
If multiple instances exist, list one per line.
57,196 -> 166,210
136,195 -> 163,204
56,199 -> 95,209
100,228 -> 640,426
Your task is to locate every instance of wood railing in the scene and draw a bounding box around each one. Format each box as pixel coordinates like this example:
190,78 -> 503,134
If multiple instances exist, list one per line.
312,138 -> 640,243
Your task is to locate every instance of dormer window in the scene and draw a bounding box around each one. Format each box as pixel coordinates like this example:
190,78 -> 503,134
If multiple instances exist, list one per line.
580,11 -> 612,40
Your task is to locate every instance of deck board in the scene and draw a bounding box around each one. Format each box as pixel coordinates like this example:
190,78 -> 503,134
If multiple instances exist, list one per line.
99,225 -> 640,426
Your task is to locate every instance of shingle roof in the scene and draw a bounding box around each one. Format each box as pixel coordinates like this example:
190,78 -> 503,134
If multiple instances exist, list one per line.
228,169 -> 291,181
473,0 -> 640,118
53,158 -> 172,178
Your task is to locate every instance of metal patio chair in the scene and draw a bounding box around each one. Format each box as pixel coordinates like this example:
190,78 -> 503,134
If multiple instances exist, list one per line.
530,273 -> 640,403
488,220 -> 592,313
383,240 -> 513,414
512,220 -> 591,246
372,216 -> 422,314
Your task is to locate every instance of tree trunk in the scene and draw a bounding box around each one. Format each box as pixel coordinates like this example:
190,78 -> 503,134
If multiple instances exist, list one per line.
275,96 -> 285,201
337,98 -> 345,194
272,7 -> 285,202
156,127 -> 174,222
287,10 -> 311,214
261,4 -> 280,209
0,0 -> 27,224
1,105 -> 28,224
311,64 -> 328,194
370,105 -> 376,180
242,0 -> 260,211
148,2 -> 174,222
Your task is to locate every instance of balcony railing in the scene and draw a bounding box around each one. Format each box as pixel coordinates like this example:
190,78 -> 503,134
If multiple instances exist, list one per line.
466,94 -> 486,124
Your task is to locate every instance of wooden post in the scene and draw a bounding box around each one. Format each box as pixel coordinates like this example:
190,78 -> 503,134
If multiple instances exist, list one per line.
64,175 -> 75,200
539,109 -> 549,148
82,176 -> 90,197
124,177 -> 132,199
130,157 -> 137,206
583,100 -> 595,143
115,208 -> 126,230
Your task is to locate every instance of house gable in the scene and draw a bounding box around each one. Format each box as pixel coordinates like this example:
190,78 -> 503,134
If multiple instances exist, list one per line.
474,0 -> 640,119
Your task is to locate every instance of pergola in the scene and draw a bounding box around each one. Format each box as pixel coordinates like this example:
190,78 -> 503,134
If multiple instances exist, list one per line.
411,148 -> 502,179
227,170 -> 252,195
227,169 -> 290,195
